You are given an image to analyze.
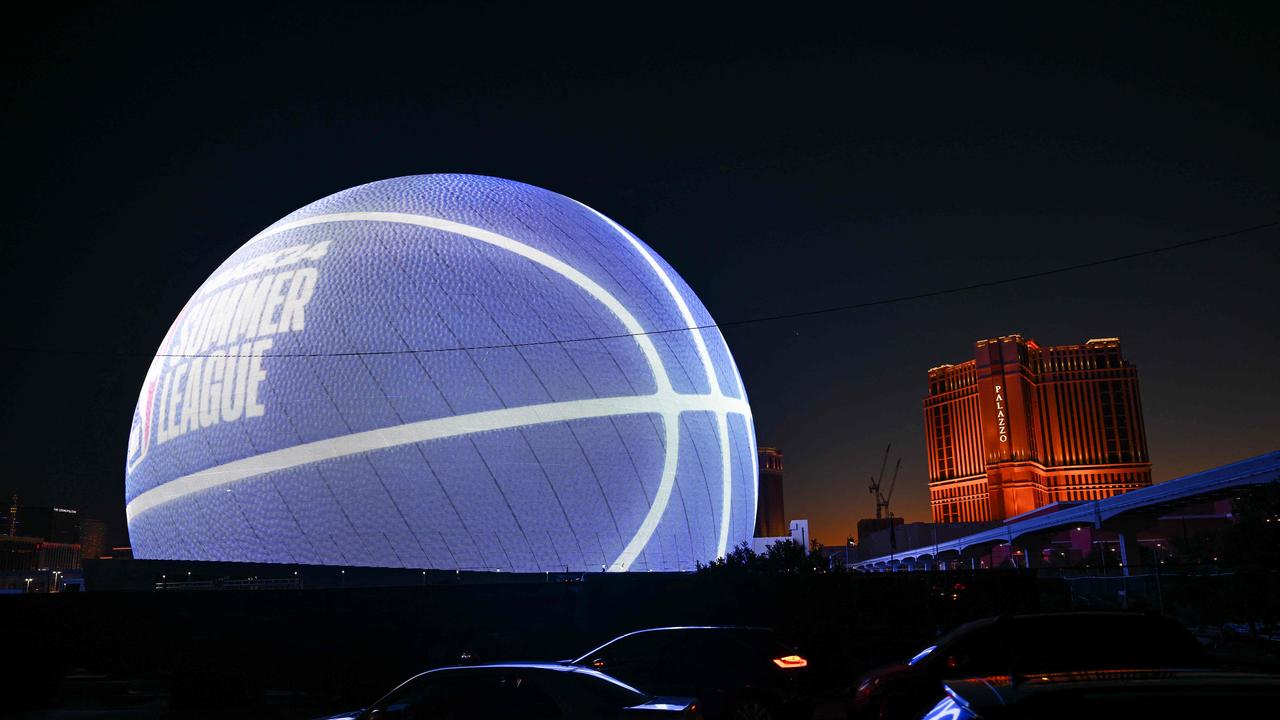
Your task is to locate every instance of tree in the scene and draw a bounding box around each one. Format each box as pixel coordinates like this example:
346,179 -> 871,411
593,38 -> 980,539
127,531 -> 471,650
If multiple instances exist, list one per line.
696,539 -> 831,575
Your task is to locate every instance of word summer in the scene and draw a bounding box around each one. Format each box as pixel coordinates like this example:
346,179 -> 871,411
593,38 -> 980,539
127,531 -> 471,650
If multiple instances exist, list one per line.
153,242 -> 328,443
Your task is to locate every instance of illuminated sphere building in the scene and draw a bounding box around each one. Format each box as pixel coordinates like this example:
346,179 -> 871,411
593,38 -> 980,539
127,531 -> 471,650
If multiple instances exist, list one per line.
125,175 -> 756,571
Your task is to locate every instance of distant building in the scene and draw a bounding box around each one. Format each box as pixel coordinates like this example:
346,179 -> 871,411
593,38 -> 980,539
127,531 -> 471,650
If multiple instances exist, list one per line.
0,536 -> 40,571
856,517 -> 904,547
855,521 -> 993,561
754,447 -> 787,538
106,545 -> 133,560
787,519 -> 809,550
750,518 -> 810,554
0,504 -> 89,571
16,506 -> 80,544
0,535 -> 80,571
78,519 -> 108,560
39,542 -> 81,571
925,335 -> 1151,522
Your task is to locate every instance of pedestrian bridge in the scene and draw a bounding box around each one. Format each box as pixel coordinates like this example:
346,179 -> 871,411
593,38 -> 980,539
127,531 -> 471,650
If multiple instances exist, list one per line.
853,451 -> 1279,571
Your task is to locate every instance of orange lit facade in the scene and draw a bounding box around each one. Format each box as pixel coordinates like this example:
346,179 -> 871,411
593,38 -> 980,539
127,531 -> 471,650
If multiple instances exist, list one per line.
925,335 -> 1151,523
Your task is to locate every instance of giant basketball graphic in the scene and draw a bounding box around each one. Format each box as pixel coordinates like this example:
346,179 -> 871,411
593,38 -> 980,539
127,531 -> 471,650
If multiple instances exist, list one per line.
125,175 -> 756,571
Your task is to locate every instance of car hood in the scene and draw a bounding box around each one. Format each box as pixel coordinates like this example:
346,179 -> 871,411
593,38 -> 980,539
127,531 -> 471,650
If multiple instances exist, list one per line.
945,669 -> 1280,711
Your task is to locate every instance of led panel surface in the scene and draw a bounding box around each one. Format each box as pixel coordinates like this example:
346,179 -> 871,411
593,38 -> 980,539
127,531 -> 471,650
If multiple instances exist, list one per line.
125,175 -> 756,571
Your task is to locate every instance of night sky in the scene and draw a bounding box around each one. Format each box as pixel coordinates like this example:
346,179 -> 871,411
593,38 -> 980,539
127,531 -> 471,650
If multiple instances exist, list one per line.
4,2 -> 1277,547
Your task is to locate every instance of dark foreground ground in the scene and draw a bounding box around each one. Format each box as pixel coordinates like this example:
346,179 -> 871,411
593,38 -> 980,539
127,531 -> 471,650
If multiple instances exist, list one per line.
4,568 -> 1278,719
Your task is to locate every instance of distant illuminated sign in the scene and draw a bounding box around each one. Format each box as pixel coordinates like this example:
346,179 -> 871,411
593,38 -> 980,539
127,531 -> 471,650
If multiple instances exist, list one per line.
994,384 -> 1008,443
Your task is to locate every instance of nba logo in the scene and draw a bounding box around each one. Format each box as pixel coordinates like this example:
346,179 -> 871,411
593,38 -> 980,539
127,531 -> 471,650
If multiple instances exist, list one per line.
126,374 -> 159,473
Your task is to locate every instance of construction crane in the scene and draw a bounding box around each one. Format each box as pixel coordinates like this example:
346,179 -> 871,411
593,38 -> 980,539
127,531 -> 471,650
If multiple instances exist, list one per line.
868,444 -> 902,521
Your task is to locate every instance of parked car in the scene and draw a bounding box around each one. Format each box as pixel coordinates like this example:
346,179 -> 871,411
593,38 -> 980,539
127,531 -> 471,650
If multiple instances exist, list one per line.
570,626 -> 815,720
848,611 -> 1215,720
320,662 -> 701,719
921,669 -> 1280,719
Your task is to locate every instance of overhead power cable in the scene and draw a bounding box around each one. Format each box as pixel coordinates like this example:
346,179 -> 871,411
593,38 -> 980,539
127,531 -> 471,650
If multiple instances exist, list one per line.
715,220 -> 1277,327
4,220 -> 1276,359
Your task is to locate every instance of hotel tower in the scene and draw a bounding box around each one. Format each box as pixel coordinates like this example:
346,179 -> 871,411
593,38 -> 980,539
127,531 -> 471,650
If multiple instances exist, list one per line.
924,335 -> 1151,523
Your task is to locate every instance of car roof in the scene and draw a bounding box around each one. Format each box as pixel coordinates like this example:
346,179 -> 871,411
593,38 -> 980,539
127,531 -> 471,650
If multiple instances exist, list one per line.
416,662 -> 646,694
944,611 -> 1182,637
931,611 -> 1211,671
365,662 -> 651,713
946,670 -> 1280,710
590,625 -> 777,644
1006,611 -> 1177,619
929,612 -> 1193,654
574,626 -> 779,661
614,625 -> 774,634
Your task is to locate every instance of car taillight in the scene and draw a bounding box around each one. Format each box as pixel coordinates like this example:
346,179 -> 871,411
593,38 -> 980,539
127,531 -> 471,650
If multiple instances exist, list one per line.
772,654 -> 808,669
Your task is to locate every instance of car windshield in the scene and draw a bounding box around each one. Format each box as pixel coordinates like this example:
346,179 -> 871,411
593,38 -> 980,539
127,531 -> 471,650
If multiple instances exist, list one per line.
553,669 -> 649,707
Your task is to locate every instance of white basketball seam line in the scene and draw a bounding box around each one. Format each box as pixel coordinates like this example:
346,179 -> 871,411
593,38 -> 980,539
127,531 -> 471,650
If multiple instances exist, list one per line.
251,212 -> 675,392
721,337 -> 757,532
135,210 -> 744,571
126,392 -> 751,521
576,201 -> 737,562
263,212 -> 681,572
